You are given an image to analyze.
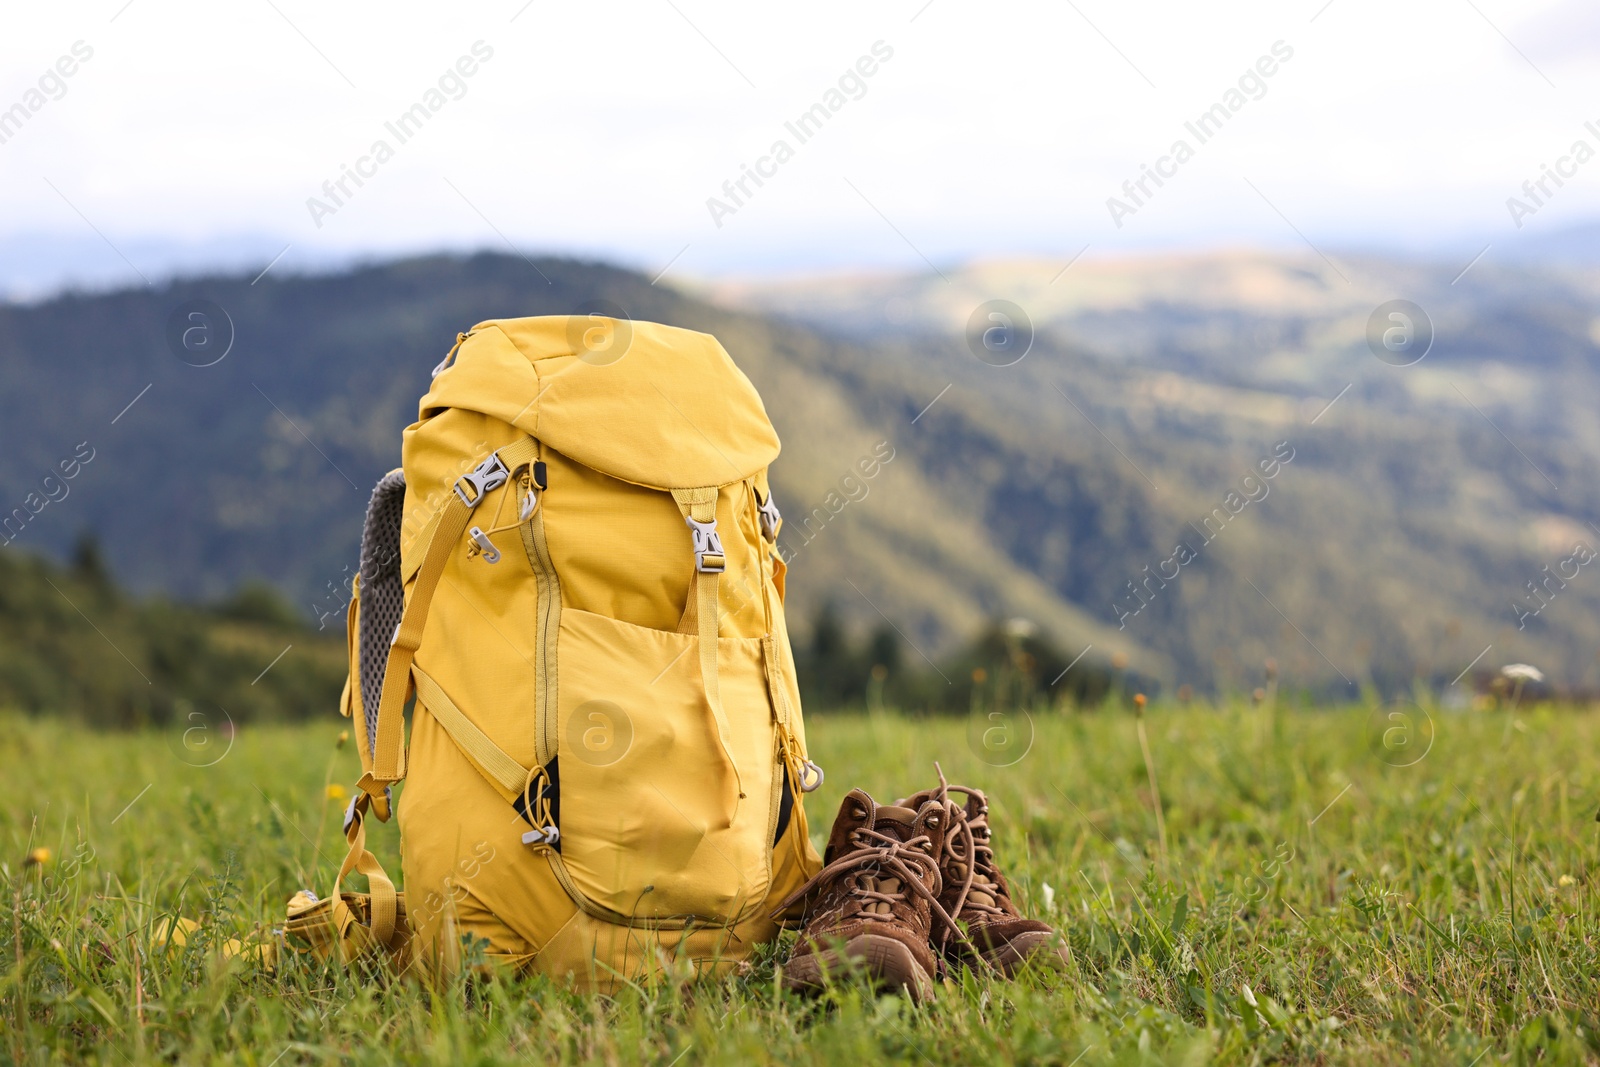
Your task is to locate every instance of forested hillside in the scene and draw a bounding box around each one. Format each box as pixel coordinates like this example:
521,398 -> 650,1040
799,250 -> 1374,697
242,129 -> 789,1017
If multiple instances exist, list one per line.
0,537 -> 342,727
0,254 -> 1160,688
4,250 -> 1600,694
712,251 -> 1600,693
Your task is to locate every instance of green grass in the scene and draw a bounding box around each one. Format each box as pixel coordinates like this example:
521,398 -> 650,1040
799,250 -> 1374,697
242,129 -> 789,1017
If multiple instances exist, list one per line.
4,697 -> 1600,1065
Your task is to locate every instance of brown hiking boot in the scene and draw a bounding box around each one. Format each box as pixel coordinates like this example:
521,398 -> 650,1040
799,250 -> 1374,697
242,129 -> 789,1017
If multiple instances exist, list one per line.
898,770 -> 1068,977
776,788 -> 957,1002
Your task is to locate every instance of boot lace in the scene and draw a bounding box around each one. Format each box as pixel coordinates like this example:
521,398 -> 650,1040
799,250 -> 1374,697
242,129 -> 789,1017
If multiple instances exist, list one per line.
931,764 -> 1010,925
776,823 -> 956,932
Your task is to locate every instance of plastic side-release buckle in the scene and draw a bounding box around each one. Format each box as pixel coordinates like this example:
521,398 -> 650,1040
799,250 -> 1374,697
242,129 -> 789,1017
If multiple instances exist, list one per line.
454,452 -> 510,508
685,516 -> 726,573
757,490 -> 782,542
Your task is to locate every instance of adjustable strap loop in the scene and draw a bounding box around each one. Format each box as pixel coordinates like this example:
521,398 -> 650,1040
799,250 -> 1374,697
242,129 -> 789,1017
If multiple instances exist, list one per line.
353,772 -> 392,821
335,790 -> 400,951
671,487 -> 745,812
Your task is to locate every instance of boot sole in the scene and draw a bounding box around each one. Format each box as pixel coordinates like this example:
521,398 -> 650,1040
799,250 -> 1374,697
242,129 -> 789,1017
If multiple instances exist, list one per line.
980,930 -> 1069,978
780,934 -> 936,1002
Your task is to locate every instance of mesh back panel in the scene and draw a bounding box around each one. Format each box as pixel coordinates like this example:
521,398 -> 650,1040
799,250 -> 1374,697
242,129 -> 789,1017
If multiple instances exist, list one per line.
358,470 -> 407,761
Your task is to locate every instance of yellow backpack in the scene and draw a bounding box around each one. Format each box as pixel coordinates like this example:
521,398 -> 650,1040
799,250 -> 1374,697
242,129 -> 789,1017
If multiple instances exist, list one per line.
323,315 -> 823,989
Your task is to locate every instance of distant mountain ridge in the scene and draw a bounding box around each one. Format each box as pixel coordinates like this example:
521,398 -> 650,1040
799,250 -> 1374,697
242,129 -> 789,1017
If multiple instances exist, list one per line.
0,253 -> 1162,692
5,249 -> 1600,692
705,249 -> 1600,691
4,215 -> 1600,304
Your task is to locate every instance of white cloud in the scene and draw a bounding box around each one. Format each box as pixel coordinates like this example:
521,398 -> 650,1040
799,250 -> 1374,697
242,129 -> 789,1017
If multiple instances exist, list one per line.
1515,0 -> 1600,63
0,0 -> 1595,291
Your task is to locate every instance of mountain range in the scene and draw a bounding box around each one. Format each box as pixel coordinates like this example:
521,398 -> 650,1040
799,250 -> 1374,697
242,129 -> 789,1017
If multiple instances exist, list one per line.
707,248 -> 1600,692
4,247 -> 1599,694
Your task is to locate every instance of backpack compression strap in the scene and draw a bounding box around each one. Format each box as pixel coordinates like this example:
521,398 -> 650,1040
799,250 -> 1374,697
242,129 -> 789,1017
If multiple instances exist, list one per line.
671,486 -> 746,814
335,790 -> 401,951
364,439 -> 540,794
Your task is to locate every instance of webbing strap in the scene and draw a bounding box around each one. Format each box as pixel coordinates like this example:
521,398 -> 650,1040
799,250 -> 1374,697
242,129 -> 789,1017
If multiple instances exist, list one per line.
400,506 -> 442,588
369,438 -> 539,787
336,793 -> 398,950
671,487 -> 745,808
413,665 -> 529,803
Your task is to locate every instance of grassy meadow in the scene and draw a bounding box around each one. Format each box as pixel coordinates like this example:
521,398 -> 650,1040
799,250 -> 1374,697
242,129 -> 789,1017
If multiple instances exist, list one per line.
3,696 -> 1600,1065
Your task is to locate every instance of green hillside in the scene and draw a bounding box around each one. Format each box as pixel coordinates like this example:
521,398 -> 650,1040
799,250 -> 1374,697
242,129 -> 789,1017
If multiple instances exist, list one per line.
0,538 -> 343,728
710,252 -> 1600,692
0,254 -> 1160,690
4,250 -> 1598,694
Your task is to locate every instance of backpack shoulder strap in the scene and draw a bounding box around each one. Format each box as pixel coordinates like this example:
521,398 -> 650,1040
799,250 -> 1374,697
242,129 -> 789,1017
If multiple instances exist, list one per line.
363,438 -> 539,797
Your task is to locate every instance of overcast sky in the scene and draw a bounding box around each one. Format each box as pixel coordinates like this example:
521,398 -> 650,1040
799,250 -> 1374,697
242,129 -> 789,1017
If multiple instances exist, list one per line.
2,0 -> 1598,292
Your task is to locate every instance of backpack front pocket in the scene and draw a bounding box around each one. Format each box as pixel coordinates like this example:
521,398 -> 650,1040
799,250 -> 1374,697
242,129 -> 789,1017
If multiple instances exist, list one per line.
546,607 -> 782,925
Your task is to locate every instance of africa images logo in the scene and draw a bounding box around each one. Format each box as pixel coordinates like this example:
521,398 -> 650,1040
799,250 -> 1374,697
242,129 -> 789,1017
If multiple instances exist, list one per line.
305,42 -> 495,228
1105,40 -> 1294,229
705,41 -> 895,229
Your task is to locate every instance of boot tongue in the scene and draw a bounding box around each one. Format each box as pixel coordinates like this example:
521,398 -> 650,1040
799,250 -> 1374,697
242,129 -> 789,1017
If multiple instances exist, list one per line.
871,805 -> 921,840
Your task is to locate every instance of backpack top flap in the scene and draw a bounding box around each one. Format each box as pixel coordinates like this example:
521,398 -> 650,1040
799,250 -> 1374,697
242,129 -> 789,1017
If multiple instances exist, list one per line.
420,315 -> 780,491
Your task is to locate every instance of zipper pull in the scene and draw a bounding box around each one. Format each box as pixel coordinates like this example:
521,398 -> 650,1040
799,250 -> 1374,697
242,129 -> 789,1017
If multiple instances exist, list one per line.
467,526 -> 501,564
